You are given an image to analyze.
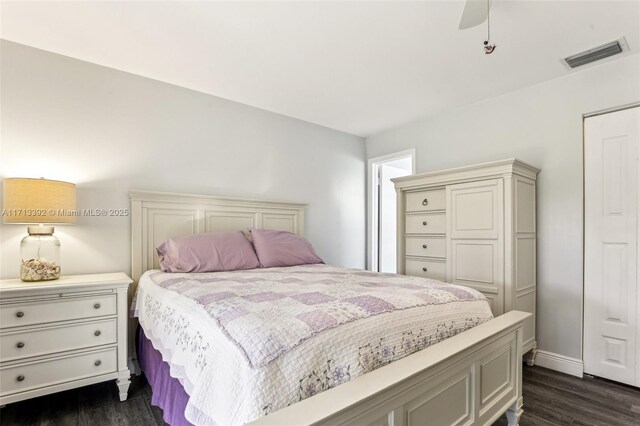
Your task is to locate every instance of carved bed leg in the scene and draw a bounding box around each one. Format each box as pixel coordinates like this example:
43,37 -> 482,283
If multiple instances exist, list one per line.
525,346 -> 538,367
506,396 -> 523,426
116,376 -> 131,402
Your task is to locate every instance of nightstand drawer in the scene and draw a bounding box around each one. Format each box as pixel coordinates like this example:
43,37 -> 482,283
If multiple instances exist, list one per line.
0,347 -> 117,396
0,319 -> 117,362
1,294 -> 116,329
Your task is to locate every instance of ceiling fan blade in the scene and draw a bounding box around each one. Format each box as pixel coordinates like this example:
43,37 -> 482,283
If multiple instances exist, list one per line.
458,0 -> 491,30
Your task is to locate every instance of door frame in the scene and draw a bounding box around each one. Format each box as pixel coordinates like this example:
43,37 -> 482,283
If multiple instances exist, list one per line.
582,103 -> 640,385
367,149 -> 415,271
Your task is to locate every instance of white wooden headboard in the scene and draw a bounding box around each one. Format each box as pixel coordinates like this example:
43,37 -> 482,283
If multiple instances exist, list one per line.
130,190 -> 306,282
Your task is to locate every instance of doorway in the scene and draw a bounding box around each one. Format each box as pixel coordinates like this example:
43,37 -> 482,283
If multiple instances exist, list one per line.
367,150 -> 415,272
584,106 -> 640,387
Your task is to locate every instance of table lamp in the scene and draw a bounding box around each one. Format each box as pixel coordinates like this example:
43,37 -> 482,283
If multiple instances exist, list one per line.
3,178 -> 76,281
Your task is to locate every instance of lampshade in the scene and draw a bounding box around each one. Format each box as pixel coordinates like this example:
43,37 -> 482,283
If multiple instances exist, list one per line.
3,178 -> 77,224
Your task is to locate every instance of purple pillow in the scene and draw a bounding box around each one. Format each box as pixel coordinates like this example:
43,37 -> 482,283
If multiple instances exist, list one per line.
250,228 -> 323,267
156,231 -> 261,273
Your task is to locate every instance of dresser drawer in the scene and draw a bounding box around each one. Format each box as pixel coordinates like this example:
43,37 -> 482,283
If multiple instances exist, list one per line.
1,294 -> 116,329
406,259 -> 446,281
406,213 -> 446,234
0,347 -> 117,396
0,319 -> 117,362
406,189 -> 445,212
406,237 -> 446,258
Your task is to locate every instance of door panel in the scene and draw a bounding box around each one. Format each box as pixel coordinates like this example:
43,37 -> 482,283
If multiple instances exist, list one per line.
449,240 -> 503,314
515,179 -> 536,233
452,241 -> 497,285
448,180 -> 501,240
584,107 -> 639,386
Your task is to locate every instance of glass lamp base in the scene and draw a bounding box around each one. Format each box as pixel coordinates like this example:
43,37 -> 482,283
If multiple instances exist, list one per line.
20,225 -> 61,282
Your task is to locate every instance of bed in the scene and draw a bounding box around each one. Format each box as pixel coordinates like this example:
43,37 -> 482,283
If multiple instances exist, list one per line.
129,190 -> 530,426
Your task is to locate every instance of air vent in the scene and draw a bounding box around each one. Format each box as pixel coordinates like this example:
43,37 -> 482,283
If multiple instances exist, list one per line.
563,38 -> 629,69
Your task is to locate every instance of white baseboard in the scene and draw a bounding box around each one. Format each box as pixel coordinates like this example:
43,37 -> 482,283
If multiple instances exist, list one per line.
534,350 -> 583,378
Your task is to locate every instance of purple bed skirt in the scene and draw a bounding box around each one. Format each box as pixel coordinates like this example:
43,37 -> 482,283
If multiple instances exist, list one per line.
137,327 -> 193,426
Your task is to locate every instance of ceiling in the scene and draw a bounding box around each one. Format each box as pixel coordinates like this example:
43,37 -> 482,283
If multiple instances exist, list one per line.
1,1 -> 638,137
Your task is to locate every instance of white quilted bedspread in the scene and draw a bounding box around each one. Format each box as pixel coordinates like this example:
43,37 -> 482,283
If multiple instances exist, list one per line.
134,265 -> 493,425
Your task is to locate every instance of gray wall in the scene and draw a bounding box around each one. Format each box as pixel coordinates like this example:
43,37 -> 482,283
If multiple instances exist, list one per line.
366,53 -> 640,360
0,40 -> 366,278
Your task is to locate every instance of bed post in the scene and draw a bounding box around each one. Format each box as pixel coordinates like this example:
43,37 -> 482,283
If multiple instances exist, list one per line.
506,326 -> 524,425
129,194 -> 144,376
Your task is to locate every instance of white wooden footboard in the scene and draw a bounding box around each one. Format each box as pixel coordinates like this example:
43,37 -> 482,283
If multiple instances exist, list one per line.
251,311 -> 530,426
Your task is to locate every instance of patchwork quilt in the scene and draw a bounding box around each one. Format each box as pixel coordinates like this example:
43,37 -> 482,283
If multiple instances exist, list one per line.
134,264 -> 493,425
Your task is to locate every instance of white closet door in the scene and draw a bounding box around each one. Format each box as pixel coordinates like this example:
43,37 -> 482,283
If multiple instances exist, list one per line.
584,107 -> 640,386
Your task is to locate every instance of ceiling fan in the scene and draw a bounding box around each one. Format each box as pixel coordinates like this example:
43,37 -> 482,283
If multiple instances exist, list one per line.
458,0 -> 496,54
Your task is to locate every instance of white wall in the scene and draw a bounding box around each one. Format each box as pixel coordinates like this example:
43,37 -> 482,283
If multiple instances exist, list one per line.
0,40 -> 366,279
366,53 -> 640,360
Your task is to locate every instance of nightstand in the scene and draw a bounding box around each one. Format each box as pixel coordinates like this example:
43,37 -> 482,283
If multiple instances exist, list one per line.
0,273 -> 133,406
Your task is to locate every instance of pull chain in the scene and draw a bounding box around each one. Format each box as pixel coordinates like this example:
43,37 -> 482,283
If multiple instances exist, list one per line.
484,0 -> 496,54
487,0 -> 490,41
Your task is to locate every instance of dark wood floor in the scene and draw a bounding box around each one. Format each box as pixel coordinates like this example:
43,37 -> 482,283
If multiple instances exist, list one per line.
1,365 -> 638,425
0,374 -> 166,426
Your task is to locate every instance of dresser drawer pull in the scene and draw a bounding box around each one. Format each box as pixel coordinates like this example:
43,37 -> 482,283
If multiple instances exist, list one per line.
422,244 -> 427,249
422,221 -> 427,226
16,342 -> 25,349
93,303 -> 101,309
94,360 -> 102,367
422,267 -> 427,272
16,311 -> 24,318
422,199 -> 428,206
16,375 -> 25,382
94,330 -> 101,337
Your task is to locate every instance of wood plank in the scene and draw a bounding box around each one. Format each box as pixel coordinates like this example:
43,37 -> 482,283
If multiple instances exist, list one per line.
113,396 -> 157,426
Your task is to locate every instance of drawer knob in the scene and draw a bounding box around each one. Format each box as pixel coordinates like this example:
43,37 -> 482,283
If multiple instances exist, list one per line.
94,303 -> 101,309
422,267 -> 427,272
16,311 -> 24,318
94,330 -> 101,337
422,199 -> 428,206
16,342 -> 25,349
94,360 -> 102,367
422,221 -> 427,226
16,375 -> 25,382
422,244 -> 427,249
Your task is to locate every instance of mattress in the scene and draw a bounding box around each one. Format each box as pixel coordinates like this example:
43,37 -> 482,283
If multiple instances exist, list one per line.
133,264 -> 493,425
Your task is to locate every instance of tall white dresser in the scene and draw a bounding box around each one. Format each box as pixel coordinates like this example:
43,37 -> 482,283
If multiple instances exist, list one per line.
393,158 -> 539,362
0,273 -> 132,406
